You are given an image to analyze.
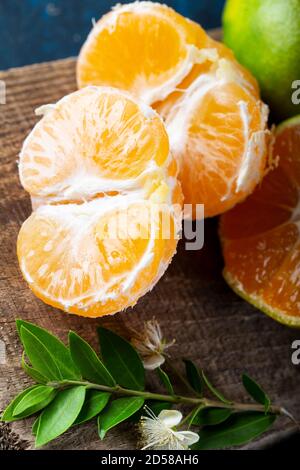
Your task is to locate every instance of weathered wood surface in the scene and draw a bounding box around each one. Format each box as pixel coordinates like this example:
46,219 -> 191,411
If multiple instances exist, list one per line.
0,52 -> 300,450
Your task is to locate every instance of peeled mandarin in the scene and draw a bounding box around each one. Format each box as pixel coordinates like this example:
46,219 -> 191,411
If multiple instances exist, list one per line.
18,86 -> 182,317
77,1 -> 269,218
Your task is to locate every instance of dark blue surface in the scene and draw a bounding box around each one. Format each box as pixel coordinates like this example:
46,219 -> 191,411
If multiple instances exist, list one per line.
0,0 -> 225,70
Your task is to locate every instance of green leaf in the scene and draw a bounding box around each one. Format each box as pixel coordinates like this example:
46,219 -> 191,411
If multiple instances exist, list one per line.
202,371 -> 231,404
74,390 -> 110,425
242,374 -> 271,412
16,320 -> 80,380
69,331 -> 115,387
32,416 -> 40,436
21,352 -> 48,384
98,327 -> 145,391
183,359 -> 203,395
192,407 -> 232,426
19,326 -> 62,380
35,386 -> 86,448
156,368 -> 174,395
13,385 -> 56,417
98,397 -> 144,439
192,412 -> 276,449
1,386 -> 39,422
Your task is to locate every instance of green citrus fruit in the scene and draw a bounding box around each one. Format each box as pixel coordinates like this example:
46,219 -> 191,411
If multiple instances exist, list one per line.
223,0 -> 300,120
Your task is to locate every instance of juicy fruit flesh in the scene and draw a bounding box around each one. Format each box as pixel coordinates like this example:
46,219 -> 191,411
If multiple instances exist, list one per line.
20,87 -> 169,203
77,1 -> 269,218
160,75 -> 268,217
159,56 -> 268,218
77,3 -> 209,104
18,87 -> 182,317
221,117 -> 300,324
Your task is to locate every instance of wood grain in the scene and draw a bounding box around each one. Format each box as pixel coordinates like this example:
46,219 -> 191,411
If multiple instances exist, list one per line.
0,53 -> 299,450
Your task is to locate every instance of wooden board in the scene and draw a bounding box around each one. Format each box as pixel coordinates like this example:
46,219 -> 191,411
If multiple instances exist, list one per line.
1,53 -> 300,450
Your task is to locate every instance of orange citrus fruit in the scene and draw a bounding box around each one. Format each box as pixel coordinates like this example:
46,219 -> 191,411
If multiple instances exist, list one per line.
77,2 -> 269,218
220,115 -> 300,327
18,86 -> 182,317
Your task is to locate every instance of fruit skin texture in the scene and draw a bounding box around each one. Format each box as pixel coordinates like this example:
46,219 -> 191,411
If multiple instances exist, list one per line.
220,115 -> 300,328
223,0 -> 300,120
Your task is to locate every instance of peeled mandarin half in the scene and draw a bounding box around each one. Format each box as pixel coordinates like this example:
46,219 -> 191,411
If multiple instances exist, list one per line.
220,116 -> 300,327
77,1 -> 269,218
18,87 -> 182,317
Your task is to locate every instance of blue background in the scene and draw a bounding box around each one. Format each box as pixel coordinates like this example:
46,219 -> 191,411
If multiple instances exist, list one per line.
0,0 -> 225,70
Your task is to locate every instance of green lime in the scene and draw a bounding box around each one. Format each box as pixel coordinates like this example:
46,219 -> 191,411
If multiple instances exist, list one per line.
223,0 -> 300,120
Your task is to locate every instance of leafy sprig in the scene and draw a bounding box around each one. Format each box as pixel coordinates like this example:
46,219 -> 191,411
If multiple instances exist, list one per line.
1,320 -> 294,449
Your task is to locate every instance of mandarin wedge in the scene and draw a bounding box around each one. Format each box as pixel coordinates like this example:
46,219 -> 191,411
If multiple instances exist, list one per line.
77,1 -> 269,218
156,56 -> 269,217
77,1 -> 209,104
18,87 -> 182,317
220,116 -> 300,327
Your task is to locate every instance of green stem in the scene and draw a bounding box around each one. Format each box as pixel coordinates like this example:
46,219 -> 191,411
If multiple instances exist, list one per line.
48,379 -> 284,417
180,405 -> 205,428
165,358 -> 198,396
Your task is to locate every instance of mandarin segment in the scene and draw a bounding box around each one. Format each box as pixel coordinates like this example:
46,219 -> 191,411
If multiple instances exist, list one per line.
77,2 -> 209,104
18,199 -> 178,317
160,73 -> 268,217
221,117 -> 300,326
18,87 -> 182,317
19,87 -> 170,204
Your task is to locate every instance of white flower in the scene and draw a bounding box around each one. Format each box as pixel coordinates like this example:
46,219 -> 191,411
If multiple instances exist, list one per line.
139,408 -> 199,450
131,318 -> 175,370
